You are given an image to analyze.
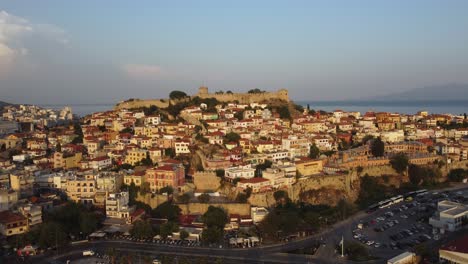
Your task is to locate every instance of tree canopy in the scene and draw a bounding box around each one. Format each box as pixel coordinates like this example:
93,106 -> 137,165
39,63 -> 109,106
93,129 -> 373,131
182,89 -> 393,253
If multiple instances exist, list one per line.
151,201 -> 181,222
309,144 -> 320,159
370,137 -> 385,157
198,193 -> 211,203
202,206 -> 228,229
390,153 -> 409,174
169,90 -> 188,100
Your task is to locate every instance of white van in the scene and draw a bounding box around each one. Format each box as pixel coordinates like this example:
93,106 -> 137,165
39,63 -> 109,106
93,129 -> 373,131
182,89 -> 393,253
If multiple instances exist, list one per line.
83,250 -> 95,256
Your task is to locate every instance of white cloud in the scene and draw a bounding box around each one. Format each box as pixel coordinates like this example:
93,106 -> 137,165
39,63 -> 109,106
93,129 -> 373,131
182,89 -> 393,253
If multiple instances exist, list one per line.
0,10 -> 68,78
122,64 -> 168,80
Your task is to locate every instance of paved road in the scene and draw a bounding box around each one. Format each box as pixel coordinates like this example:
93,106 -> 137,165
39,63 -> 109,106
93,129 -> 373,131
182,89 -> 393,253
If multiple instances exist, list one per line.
30,183 -> 468,264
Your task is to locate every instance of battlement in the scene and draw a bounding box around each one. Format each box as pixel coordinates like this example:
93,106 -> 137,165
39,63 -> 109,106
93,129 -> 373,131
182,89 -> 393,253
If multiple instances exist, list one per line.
195,87 -> 289,104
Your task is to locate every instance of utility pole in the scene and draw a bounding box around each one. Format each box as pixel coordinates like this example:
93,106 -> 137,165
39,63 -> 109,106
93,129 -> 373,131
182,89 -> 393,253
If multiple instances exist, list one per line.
341,235 -> 344,258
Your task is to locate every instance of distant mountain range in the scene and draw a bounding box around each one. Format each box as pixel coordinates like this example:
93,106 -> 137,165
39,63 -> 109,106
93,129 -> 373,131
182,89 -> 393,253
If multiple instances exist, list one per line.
368,83 -> 468,101
0,100 -> 13,109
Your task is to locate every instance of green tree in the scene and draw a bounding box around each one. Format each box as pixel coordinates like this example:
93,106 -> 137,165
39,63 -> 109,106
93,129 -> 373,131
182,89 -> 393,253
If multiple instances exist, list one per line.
273,190 -> 289,202
177,193 -> 191,204
202,227 -> 223,244
215,169 -> 225,178
198,193 -> 211,203
38,222 -> 68,248
370,137 -> 385,157
277,106 -> 291,120
151,202 -> 181,222
390,153 -> 409,174
247,88 -> 264,94
355,175 -> 389,209
55,142 -> 62,152
180,230 -> 189,240
448,169 -> 468,182
309,144 -> 320,159
202,206 -> 228,229
164,148 -> 175,158
80,212 -> 99,235
140,182 -> 151,195
169,90 -> 188,100
131,220 -> 154,239
160,222 -> 179,238
361,135 -> 374,145
224,132 -> 241,143
159,186 -> 174,195
255,160 -> 272,177
235,193 -> 248,203
343,241 -> 372,261
120,127 -> 133,134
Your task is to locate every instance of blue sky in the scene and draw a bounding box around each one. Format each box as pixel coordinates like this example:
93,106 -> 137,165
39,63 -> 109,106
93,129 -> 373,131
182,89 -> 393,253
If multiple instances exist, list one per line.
1,0 -> 468,104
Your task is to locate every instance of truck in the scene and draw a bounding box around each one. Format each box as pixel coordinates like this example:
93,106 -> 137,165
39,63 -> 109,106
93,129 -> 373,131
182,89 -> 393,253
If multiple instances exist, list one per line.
83,250 -> 95,256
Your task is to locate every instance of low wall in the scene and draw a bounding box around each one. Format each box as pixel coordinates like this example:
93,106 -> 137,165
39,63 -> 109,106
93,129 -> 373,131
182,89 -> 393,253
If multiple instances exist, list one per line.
136,193 -> 251,216
178,202 -> 251,216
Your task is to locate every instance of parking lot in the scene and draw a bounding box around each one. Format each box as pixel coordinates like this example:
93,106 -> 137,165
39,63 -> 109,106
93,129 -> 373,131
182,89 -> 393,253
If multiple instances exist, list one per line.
352,188 -> 468,254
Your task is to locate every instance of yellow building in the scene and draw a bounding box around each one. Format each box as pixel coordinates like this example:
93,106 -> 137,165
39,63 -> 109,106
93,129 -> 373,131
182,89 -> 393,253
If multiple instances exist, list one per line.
124,149 -> 148,165
53,152 -> 83,169
123,171 -> 145,187
0,210 -> 28,236
65,175 -> 96,204
295,157 -> 323,176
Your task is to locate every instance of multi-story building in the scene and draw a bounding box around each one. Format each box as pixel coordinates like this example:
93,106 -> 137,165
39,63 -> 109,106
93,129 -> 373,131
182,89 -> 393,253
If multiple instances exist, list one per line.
429,200 -> 468,233
65,175 -> 96,204
262,168 -> 296,188
0,210 -> 28,236
175,140 -> 191,155
106,191 -> 133,221
237,177 -> 271,193
145,163 -> 185,192
0,189 -> 18,211
124,149 -> 148,165
96,172 -> 123,193
123,171 -> 145,187
295,157 -> 323,176
439,235 -> 468,264
18,203 -> 42,226
53,151 -> 83,169
224,165 -> 255,181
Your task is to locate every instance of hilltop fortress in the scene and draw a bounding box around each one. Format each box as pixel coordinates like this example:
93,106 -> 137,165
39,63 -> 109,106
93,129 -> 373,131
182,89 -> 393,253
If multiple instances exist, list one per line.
196,86 -> 289,104
115,87 -> 289,110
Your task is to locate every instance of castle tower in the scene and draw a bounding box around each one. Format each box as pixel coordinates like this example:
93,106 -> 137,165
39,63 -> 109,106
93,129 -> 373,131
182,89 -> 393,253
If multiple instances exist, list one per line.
278,89 -> 289,101
198,86 -> 208,95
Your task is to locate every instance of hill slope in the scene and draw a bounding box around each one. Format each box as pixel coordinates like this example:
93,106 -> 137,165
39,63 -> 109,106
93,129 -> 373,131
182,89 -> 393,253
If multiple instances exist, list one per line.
371,84 -> 468,101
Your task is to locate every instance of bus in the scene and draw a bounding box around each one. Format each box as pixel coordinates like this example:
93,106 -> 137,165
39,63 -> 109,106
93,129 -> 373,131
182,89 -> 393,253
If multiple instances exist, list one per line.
415,189 -> 428,197
390,195 -> 404,204
378,199 -> 392,209
366,203 -> 379,213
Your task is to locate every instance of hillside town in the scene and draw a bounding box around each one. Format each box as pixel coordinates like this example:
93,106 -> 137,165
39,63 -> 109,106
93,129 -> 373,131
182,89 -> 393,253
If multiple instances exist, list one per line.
1,88 -> 468,264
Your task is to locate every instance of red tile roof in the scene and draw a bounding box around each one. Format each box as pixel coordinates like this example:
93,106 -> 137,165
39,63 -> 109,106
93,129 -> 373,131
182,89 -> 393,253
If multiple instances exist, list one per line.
0,211 -> 27,224
440,235 -> 468,254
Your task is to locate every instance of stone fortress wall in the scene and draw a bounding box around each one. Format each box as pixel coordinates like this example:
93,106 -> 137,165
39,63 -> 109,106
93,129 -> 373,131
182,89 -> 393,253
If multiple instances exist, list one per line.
115,99 -> 170,110
195,86 -> 289,104
114,87 -> 290,110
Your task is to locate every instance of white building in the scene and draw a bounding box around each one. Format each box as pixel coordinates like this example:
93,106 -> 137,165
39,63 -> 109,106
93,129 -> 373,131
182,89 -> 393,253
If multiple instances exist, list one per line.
18,204 -> 42,226
439,235 -> 468,264
429,200 -> 468,233
0,190 -> 18,211
175,140 -> 191,155
145,115 -> 161,125
387,251 -> 416,264
225,165 -> 255,181
251,207 -> 269,224
106,191 -> 133,221
262,168 -> 296,188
